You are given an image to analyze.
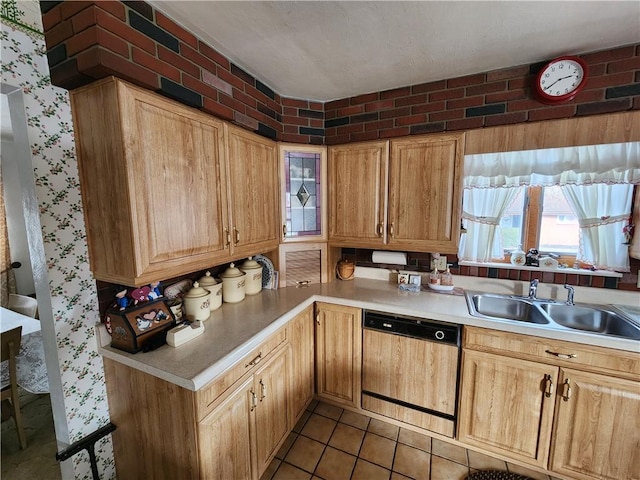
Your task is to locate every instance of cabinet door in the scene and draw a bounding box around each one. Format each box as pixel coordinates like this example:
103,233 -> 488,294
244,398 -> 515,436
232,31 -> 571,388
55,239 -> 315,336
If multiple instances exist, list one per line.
226,125 -> 279,257
198,376 -> 255,480
328,141 -> 389,248
388,133 -> 463,253
280,144 -> 327,242
550,368 -> 640,480
253,344 -> 290,476
458,350 -> 557,468
288,305 -> 315,422
315,302 -> 362,407
71,78 -> 229,285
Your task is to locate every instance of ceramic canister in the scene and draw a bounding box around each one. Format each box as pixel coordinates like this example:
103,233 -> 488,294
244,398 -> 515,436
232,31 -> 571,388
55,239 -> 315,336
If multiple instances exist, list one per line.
198,271 -> 222,311
219,263 -> 246,303
182,281 -> 211,321
240,257 -> 263,295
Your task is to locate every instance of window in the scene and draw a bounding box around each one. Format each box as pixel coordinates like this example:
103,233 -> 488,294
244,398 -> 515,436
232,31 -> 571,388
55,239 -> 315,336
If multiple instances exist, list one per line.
460,142 -> 639,271
497,185 -> 580,260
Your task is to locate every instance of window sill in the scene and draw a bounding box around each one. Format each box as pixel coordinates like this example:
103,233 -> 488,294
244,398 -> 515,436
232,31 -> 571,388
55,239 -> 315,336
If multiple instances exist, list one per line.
459,261 -> 623,278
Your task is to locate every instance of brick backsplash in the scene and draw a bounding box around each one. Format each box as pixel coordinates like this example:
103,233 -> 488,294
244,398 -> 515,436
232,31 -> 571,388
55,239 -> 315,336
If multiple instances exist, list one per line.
41,1 -> 639,144
341,249 -> 640,291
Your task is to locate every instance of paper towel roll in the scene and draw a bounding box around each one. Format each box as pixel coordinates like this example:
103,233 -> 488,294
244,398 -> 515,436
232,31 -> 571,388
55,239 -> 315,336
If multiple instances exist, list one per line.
372,251 -> 407,265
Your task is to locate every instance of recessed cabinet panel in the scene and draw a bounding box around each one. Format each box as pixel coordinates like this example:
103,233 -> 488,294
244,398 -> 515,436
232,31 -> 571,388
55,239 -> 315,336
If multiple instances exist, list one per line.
133,100 -> 227,265
328,141 -> 389,247
550,368 -> 640,480
458,349 -> 557,467
227,125 -> 279,257
388,134 -> 463,252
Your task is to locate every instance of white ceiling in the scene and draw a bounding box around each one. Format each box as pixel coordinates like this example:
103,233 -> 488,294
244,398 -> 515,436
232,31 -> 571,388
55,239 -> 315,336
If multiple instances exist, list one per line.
151,1 -> 640,102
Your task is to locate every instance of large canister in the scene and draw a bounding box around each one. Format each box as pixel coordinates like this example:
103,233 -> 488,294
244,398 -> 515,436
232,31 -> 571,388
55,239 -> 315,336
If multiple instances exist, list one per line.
198,271 -> 222,311
182,282 -> 211,321
240,257 -> 263,295
219,263 -> 246,303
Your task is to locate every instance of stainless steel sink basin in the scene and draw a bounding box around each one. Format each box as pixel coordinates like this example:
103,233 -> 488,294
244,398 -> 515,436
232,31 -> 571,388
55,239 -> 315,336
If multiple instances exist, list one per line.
540,303 -> 640,339
464,290 -> 640,340
466,293 -> 550,324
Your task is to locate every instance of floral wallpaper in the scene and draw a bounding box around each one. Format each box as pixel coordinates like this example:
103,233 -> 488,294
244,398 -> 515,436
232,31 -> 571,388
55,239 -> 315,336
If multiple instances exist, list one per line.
1,1 -> 114,478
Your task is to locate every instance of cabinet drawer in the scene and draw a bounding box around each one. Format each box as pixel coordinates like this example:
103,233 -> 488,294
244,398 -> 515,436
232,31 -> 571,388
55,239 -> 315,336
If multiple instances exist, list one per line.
464,326 -> 640,380
196,328 -> 286,420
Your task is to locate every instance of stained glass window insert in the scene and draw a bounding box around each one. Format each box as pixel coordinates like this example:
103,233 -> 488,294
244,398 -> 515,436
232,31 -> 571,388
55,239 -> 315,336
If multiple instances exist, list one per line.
285,151 -> 321,237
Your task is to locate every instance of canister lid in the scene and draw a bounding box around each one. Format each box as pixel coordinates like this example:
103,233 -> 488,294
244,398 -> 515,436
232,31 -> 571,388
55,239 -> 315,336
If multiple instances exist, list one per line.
198,270 -> 218,287
241,256 -> 262,271
219,263 -> 246,278
183,281 -> 210,299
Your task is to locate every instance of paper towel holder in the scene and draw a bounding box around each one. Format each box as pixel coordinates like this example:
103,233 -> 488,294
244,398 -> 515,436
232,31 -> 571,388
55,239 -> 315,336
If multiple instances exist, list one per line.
372,251 -> 408,265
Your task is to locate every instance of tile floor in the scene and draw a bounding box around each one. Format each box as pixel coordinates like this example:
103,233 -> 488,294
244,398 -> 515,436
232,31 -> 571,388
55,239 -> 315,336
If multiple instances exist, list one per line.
262,400 -> 562,480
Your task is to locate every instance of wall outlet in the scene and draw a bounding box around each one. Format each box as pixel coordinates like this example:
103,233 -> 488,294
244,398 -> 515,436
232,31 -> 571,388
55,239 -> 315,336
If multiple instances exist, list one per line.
431,255 -> 447,271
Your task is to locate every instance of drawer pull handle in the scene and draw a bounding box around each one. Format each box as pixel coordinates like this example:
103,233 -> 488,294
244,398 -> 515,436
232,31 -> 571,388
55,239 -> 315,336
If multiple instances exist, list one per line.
388,222 -> 395,238
282,224 -> 287,238
316,313 -> 320,325
224,228 -> 231,247
544,374 -> 554,398
250,390 -> 257,411
561,378 -> 572,401
245,352 -> 262,368
296,280 -> 310,287
259,379 -> 266,401
376,223 -> 383,237
545,350 -> 577,359
234,227 -> 240,245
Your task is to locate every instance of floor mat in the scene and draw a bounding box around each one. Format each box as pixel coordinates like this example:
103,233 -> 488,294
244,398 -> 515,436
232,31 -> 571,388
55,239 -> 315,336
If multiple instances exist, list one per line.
467,471 -> 534,480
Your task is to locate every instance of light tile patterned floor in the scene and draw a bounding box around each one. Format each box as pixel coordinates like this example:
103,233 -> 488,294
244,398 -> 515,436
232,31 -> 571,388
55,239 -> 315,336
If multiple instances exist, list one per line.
261,400 -> 561,480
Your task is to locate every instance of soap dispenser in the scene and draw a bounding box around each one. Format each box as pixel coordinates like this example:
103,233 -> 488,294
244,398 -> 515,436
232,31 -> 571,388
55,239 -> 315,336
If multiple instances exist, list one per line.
440,265 -> 454,287
429,268 -> 441,285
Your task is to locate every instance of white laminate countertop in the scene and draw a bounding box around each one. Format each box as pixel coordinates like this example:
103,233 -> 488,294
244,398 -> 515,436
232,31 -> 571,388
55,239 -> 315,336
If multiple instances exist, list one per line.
96,276 -> 640,392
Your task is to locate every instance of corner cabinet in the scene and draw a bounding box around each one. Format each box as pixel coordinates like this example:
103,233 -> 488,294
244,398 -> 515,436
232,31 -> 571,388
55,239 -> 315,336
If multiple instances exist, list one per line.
328,133 -> 464,253
70,78 -> 279,287
314,302 -> 362,408
459,327 -> 640,479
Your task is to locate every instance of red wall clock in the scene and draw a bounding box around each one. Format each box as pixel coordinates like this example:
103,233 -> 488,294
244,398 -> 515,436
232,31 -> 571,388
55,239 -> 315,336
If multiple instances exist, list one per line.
534,56 -> 588,104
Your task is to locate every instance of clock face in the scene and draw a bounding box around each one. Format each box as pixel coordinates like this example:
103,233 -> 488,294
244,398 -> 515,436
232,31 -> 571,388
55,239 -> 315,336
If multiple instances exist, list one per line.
535,56 -> 588,104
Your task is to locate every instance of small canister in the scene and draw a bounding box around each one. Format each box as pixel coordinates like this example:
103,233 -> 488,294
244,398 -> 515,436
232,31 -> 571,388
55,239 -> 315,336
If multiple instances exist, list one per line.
219,263 -> 246,303
198,271 -> 222,311
182,281 -> 211,321
240,257 -> 263,295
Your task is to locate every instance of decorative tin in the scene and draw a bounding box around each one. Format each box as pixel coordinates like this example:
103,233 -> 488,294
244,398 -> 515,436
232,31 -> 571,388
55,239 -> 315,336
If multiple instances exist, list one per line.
105,298 -> 176,353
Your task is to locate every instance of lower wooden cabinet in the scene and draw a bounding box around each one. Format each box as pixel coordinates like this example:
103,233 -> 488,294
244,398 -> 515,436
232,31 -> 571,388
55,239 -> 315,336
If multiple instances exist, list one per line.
550,369 -> 640,480
458,350 -> 557,467
315,302 -> 362,407
198,376 -> 255,479
288,305 -> 315,423
459,327 -> 640,479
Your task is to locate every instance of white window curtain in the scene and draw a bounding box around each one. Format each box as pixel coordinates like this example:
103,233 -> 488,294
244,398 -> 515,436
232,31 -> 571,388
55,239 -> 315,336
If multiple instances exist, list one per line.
561,184 -> 633,272
458,186 -> 522,262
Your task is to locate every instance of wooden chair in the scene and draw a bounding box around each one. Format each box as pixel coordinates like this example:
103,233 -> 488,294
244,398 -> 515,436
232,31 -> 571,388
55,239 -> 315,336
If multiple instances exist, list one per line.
8,293 -> 38,318
1,326 -> 27,449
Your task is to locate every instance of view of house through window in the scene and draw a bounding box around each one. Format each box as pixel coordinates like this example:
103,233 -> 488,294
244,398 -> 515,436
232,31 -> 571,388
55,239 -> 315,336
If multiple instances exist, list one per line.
499,186 -> 580,258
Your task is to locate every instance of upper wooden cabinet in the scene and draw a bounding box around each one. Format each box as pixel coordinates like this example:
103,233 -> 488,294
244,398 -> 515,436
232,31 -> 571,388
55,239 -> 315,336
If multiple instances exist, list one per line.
226,125 -> 280,258
328,133 -> 464,253
328,140 -> 389,248
70,78 -> 279,286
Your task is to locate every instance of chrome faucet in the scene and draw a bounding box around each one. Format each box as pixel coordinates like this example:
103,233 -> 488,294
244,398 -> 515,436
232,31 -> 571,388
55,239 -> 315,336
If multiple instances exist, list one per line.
528,279 -> 539,299
564,284 -> 575,305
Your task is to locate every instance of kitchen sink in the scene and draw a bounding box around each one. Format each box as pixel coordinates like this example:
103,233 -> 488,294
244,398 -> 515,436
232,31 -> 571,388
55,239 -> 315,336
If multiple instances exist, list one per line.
466,293 -> 550,324
540,303 -> 640,339
465,291 -> 640,340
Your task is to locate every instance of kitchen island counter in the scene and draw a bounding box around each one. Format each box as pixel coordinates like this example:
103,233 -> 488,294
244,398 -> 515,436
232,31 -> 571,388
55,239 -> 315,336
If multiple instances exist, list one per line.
96,275 -> 639,391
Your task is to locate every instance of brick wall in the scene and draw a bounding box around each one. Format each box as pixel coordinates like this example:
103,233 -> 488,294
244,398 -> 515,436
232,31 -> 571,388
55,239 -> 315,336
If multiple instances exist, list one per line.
41,1 -> 639,145
324,46 -> 640,144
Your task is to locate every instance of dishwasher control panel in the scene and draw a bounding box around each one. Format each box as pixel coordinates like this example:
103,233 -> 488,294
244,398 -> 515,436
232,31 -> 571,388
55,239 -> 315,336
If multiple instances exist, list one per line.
363,310 -> 460,346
